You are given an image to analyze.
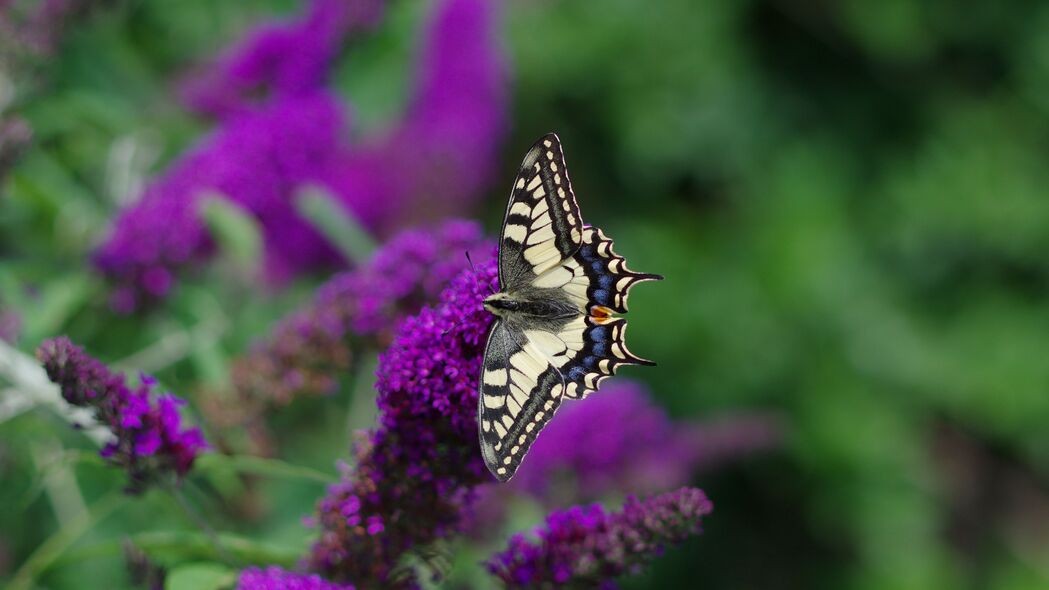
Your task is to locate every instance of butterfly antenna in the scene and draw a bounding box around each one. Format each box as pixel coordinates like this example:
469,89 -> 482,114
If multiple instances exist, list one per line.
465,251 -> 497,295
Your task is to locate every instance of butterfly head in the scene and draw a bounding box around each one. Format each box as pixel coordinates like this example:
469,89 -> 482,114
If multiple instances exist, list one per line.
483,292 -> 517,317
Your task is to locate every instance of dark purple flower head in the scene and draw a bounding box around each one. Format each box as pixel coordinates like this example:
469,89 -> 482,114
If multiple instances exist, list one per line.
308,257 -> 497,585
93,91 -> 349,311
182,0 -> 382,118
37,337 -> 208,493
211,221 -> 490,450
487,487 -> 713,589
321,0 -> 507,235
237,566 -> 354,590
512,381 -> 699,503
94,0 -> 506,312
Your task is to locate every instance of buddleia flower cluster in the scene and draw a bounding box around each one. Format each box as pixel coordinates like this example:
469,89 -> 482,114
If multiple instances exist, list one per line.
203,220 -> 490,453
307,260 -> 498,586
236,566 -> 354,590
37,337 -> 208,493
93,0 -> 506,311
487,487 -> 713,589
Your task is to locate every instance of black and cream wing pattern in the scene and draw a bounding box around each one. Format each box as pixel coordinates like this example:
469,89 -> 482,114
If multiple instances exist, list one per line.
479,133 -> 662,481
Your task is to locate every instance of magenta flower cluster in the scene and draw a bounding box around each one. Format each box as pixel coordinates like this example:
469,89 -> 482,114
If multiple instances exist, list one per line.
237,566 -> 354,590
93,0 -> 506,312
487,487 -> 713,589
211,220 -> 490,450
308,259 -> 497,585
512,381 -> 704,504
37,337 -> 208,493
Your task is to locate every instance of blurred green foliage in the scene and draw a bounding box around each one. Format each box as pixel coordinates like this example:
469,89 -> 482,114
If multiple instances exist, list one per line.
2,0 -> 1049,588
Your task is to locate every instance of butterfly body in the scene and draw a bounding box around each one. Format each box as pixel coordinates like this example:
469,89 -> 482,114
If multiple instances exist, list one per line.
479,133 -> 661,482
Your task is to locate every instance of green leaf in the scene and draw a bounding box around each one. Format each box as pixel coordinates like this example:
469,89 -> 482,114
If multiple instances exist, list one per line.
54,530 -> 302,570
193,453 -> 337,484
165,562 -> 237,590
199,194 -> 263,270
21,274 -> 98,346
295,185 -> 376,265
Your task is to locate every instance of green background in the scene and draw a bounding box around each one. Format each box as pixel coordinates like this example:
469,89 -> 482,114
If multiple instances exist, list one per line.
2,0 -> 1049,588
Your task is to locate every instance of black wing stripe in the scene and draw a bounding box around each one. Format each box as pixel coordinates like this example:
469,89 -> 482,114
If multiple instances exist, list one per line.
497,133 -> 583,290
478,323 -> 565,482
576,226 -> 662,314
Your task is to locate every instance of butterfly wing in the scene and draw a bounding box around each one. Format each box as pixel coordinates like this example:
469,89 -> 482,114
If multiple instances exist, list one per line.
478,321 -> 566,482
498,133 -> 583,292
553,226 -> 663,399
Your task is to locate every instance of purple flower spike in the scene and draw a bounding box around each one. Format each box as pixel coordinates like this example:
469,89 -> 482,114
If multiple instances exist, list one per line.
511,381 -> 783,504
308,259 -> 498,586
182,0 -> 383,119
237,566 -> 354,590
487,488 -> 713,589
93,91 -> 351,310
93,0 -> 507,312
37,337 -> 209,494
324,0 -> 507,234
208,221 -> 491,449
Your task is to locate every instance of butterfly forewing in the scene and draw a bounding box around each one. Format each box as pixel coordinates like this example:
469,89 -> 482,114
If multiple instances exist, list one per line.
498,133 -> 583,291
478,322 -> 565,482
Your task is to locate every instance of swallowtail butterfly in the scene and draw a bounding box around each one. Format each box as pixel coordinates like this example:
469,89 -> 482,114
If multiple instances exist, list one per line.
479,133 -> 662,482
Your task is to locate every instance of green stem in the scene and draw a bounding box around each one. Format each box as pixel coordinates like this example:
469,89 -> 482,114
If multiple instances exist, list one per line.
171,486 -> 238,567
8,488 -> 124,590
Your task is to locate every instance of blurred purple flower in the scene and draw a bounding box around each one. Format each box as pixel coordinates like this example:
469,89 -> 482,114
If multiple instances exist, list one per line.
181,0 -> 381,119
487,487 -> 713,589
94,0 -> 506,312
37,337 -> 208,493
322,0 -> 507,233
511,381 -> 782,504
237,566 -> 354,590
308,259 -> 498,585
94,91 -> 349,312
208,221 -> 491,450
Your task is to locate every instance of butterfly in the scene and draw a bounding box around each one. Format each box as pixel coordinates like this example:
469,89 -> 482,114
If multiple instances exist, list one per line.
478,132 -> 662,482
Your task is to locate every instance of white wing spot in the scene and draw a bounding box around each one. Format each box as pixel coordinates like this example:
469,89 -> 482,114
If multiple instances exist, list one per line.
484,368 -> 508,386
504,224 -> 528,243
509,201 -> 531,217
527,175 -> 542,191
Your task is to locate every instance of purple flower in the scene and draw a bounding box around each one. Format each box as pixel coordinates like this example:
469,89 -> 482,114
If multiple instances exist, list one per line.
308,258 -> 498,585
181,0 -> 382,119
93,0 -> 506,312
322,0 -> 507,234
37,337 -> 208,493
237,566 -> 354,590
510,381 -> 783,504
487,487 -> 713,589
207,221 -> 490,450
93,91 -> 350,311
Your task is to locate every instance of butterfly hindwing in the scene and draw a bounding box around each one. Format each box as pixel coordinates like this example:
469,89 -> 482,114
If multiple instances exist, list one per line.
498,133 -> 583,291
478,321 -> 566,482
562,318 -> 653,399
575,226 -> 662,314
